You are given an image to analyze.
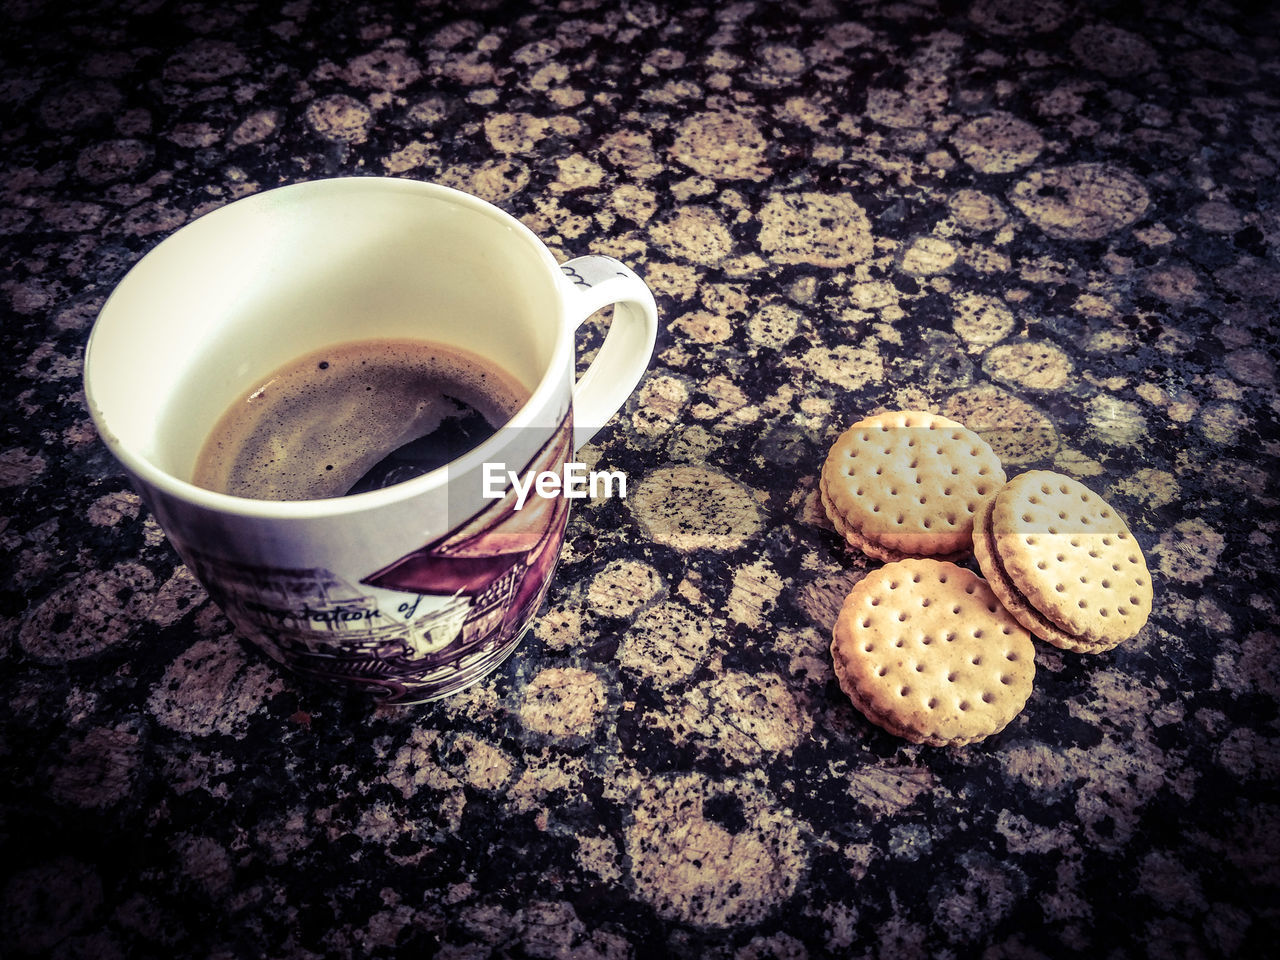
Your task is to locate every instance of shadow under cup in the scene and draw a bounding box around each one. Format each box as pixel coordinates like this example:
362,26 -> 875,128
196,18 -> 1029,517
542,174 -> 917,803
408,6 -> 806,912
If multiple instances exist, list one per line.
84,178 -> 605,703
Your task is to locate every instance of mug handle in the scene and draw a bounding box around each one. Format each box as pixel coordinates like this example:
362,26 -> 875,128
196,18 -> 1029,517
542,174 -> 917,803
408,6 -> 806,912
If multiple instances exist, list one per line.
559,255 -> 659,451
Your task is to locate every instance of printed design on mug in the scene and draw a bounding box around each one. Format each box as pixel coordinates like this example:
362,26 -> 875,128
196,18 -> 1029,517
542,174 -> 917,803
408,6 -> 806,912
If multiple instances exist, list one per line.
360,412 -> 573,680
186,411 -> 573,703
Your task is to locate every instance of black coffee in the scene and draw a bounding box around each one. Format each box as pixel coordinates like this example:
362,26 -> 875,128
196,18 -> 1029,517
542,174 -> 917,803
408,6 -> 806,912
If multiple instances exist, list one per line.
192,339 -> 527,501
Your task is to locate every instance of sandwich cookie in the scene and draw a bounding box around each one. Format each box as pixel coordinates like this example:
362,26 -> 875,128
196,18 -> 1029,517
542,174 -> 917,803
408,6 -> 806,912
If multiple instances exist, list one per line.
821,410 -> 1005,561
973,470 -> 1153,654
831,559 -> 1035,746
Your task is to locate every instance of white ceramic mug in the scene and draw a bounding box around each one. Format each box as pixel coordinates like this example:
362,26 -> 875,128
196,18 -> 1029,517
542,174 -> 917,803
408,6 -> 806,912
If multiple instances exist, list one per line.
84,177 -> 658,703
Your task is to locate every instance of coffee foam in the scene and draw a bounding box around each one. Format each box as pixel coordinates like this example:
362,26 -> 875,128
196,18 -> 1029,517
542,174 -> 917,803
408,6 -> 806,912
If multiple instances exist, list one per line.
192,339 -> 528,501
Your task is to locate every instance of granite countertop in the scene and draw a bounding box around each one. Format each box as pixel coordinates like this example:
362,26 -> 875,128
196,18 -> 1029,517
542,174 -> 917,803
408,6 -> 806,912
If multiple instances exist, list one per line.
3,1 -> 1279,957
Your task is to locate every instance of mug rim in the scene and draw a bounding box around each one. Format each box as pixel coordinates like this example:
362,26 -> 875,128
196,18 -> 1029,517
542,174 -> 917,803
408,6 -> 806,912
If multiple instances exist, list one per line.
83,176 -> 573,520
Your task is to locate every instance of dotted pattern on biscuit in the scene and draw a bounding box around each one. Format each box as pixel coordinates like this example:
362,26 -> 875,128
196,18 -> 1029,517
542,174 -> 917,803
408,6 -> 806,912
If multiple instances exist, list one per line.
987,471 -> 1153,648
820,473 -> 967,564
821,410 -> 1006,560
831,559 -> 1035,746
973,495 -> 1117,654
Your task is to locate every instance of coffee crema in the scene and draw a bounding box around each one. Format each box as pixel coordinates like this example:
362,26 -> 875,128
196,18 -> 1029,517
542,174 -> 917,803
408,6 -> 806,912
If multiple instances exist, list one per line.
192,338 -> 528,501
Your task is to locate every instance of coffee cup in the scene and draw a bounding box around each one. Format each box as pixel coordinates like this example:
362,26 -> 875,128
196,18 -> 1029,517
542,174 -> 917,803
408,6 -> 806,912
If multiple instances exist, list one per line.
84,177 -> 658,703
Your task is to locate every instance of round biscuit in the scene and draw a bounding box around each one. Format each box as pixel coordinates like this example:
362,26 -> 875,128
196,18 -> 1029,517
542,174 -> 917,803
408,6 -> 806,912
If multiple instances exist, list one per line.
973,495 -> 1116,653
821,411 -> 1005,560
830,559 -> 1035,746
987,471 -> 1153,648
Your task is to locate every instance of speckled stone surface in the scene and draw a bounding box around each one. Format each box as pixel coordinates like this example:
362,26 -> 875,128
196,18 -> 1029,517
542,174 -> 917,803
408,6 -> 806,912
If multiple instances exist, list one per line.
3,1 -> 1279,957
